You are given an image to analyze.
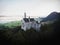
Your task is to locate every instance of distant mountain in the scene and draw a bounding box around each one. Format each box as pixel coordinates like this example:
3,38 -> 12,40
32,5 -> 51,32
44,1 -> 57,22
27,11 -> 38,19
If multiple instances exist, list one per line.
41,12 -> 60,22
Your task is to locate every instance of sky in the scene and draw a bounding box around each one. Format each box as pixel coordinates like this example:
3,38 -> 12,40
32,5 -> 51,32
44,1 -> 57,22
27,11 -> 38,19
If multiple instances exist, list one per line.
0,0 -> 60,17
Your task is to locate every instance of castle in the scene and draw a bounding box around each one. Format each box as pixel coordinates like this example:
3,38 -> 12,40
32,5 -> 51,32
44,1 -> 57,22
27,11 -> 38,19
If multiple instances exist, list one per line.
21,12 -> 41,31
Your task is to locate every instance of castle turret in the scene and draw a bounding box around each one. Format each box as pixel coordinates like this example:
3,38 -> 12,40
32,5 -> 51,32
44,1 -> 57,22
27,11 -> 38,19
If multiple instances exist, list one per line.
29,16 -> 30,22
24,12 -> 26,18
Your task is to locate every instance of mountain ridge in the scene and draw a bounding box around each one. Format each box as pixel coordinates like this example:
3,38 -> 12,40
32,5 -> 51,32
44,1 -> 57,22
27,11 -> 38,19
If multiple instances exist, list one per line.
41,12 -> 60,22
